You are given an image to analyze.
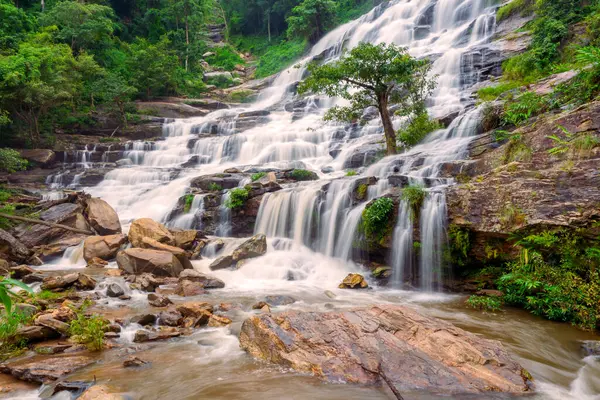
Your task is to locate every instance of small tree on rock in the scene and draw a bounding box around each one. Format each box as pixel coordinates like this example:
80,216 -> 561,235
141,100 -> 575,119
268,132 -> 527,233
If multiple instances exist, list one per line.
298,42 -> 436,155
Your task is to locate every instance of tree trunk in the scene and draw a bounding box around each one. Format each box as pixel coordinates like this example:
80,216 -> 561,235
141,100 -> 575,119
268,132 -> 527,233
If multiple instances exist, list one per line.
185,5 -> 189,72
378,93 -> 397,155
267,11 -> 271,42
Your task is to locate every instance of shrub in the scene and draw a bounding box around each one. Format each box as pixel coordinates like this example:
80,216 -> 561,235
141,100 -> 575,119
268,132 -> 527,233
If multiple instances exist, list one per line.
397,112 -> 441,148
0,310 -> 33,360
289,169 -> 316,181
346,170 -> 357,176
183,194 -> 195,213
400,184 -> 427,219
225,188 -> 249,209
68,301 -> 107,351
204,45 -> 244,71
477,82 -> 522,101
496,0 -> 535,22
251,172 -> 266,181
502,92 -> 548,126
0,149 -> 28,173
208,182 -> 223,191
255,38 -> 308,78
466,295 -> 503,312
356,183 -> 368,200
445,225 -> 471,267
361,197 -> 394,240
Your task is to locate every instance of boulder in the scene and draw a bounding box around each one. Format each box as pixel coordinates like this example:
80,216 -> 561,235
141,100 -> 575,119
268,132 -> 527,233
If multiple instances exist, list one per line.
106,283 -> 125,298
130,313 -> 157,326
78,385 -> 123,400
123,356 -> 149,368
176,301 -> 214,318
0,228 -> 31,263
175,280 -> 207,297
140,237 -> 193,270
208,255 -> 234,270
158,308 -> 183,326
148,293 -> 172,307
133,327 -> 181,343
85,198 -> 121,235
14,325 -> 60,343
41,273 -> 97,291
208,314 -> 232,327
87,257 -> 108,268
116,248 -> 184,277
34,314 -> 70,335
169,229 -> 198,250
9,264 -> 35,279
178,269 -> 225,288
18,149 -> 56,167
83,234 -> 127,261
581,341 -> 600,356
338,273 -> 368,289
264,295 -> 296,306
239,305 -> 533,395
231,234 -> 267,262
128,218 -> 175,248
0,355 -> 94,383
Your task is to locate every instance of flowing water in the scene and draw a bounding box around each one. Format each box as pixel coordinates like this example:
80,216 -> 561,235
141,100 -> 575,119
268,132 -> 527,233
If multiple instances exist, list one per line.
21,0 -> 600,398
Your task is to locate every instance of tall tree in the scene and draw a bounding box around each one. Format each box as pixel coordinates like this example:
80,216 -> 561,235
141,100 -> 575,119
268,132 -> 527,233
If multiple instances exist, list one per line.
286,0 -> 336,43
298,42 -> 436,155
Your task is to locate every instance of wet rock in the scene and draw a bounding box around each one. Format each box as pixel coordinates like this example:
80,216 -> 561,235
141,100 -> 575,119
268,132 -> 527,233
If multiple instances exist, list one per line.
581,341 -> 600,356
324,290 -> 336,299
34,314 -> 70,335
0,228 -> 31,263
252,301 -> 269,310
140,237 -> 193,270
104,331 -> 120,339
85,198 -> 121,235
106,283 -> 125,298
158,308 -> 183,326
264,295 -> 296,306
83,234 -> 127,261
169,229 -> 198,250
475,289 -> 504,297
116,248 -> 184,277
130,313 -> 157,326
178,269 -> 225,289
175,280 -> 207,297
338,273 -> 368,289
208,314 -> 232,327
123,356 -> 149,368
9,264 -> 35,279
128,218 -> 175,248
239,305 -> 532,394
130,272 -> 161,292
148,293 -> 173,307
0,355 -> 94,383
105,323 -> 121,333
176,302 -> 214,318
86,257 -> 108,268
190,174 -> 242,191
371,266 -> 392,279
133,327 -> 181,343
18,149 -> 56,167
208,255 -> 234,270
34,343 -> 74,355
41,273 -> 97,291
22,272 -> 45,284
78,385 -> 123,400
231,234 -> 267,262
14,326 -> 60,343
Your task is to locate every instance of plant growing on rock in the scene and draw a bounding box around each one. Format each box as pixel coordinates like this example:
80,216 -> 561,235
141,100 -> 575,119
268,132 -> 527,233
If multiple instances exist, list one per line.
225,188 -> 249,209
0,149 -> 28,174
208,182 -> 223,191
183,194 -> 195,213
298,42 -> 436,155
0,277 -> 32,315
466,295 -> 503,312
68,300 -> 107,351
360,197 -> 394,241
251,172 -> 267,181
397,111 -> 441,149
400,184 -> 427,219
289,169 -> 316,181
346,170 -> 357,176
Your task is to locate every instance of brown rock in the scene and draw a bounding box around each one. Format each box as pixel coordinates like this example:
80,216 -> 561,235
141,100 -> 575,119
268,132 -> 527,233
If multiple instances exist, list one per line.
169,229 -> 198,250
130,314 -> 157,326
208,314 -> 232,327
158,308 -> 183,326
208,255 -> 234,270
9,265 -> 35,279
175,280 -> 207,297
178,269 -> 225,288
475,289 -> 504,297
0,355 -> 94,383
338,273 -> 368,289
35,314 -> 70,335
85,198 -> 121,235
83,234 -> 127,261
239,305 -> 532,394
128,218 -> 174,248
78,385 -> 123,400
0,228 -> 31,263
231,233 -> 267,261
176,302 -> 214,318
14,326 -> 60,343
147,293 -> 172,307
116,248 -> 184,277
140,237 -> 193,269
87,257 -> 108,268
123,356 -> 148,368
133,327 -> 181,343
18,149 -> 55,166
0,258 -> 9,275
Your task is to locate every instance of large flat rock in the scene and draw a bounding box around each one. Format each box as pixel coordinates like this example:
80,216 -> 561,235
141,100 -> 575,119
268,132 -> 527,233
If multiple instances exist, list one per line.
240,305 -> 532,396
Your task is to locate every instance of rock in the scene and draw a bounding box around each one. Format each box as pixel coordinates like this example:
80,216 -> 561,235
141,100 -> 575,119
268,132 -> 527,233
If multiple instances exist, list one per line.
148,293 -> 172,307
9,264 -> 35,279
264,295 -> 296,306
252,301 -> 268,310
178,269 -> 225,288
158,308 -> 183,326
176,301 -> 214,318
0,258 -> 9,275
14,326 -> 60,343
338,273 -> 368,289
119,295 -> 131,300
85,198 -> 121,235
175,280 -> 207,297
0,355 -> 94,383
83,234 -> 127,261
231,234 -> 267,262
581,341 -> 600,356
78,385 -> 123,400
116,248 -> 184,277
239,305 -> 532,394
123,356 -> 149,368
169,229 -> 198,250
104,331 -> 119,339
41,273 -> 96,291
208,314 -> 232,327
18,149 -> 56,167
0,228 -> 31,263
130,313 -> 157,326
35,343 -> 75,355
34,314 -> 70,335
106,283 -> 125,298
324,290 -> 336,299
133,327 -> 181,343
208,255 -> 234,270
128,218 -> 175,248
475,289 -> 504,297
371,266 -> 392,279
87,257 -> 108,268
130,272 -> 161,292
140,237 -> 193,270
22,273 -> 45,283
14,303 -> 38,318
105,323 -> 121,333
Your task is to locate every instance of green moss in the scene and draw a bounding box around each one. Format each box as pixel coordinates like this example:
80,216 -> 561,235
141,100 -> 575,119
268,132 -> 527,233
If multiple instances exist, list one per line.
251,172 -> 267,182
227,89 -> 256,103
225,188 -> 249,209
477,81 -> 522,101
289,169 -> 316,181
496,0 -> 535,22
183,194 -> 195,213
346,170 -> 357,176
356,183 -> 368,201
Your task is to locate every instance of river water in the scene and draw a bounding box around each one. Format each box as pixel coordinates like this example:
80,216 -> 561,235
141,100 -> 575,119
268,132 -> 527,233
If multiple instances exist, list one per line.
15,0 -> 600,398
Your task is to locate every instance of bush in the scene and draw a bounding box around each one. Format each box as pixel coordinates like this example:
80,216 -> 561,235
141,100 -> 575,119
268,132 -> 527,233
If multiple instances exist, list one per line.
68,301 -> 107,351
289,168 -> 316,181
255,38 -> 308,78
346,170 -> 357,176
208,182 -> 223,191
225,188 -> 249,209
496,0 -> 535,22
356,183 -> 368,200
361,197 -> 394,240
400,184 -> 427,219
183,194 -> 195,212
466,295 -> 503,312
477,82 -> 522,101
445,225 -> 471,267
0,310 -> 33,360
0,149 -> 28,173
502,92 -> 548,126
251,172 -> 266,181
204,45 -> 244,71
397,112 -> 441,148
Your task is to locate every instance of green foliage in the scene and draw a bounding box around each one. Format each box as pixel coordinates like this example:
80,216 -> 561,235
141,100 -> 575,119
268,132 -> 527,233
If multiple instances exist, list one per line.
0,148 -> 27,173
251,172 -> 267,181
0,277 -> 33,315
400,184 -> 427,219
127,37 -> 179,98
69,302 -> 107,352
0,1 -> 34,51
225,187 -> 249,209
299,42 -> 436,155
477,81 -> 522,101
502,92 -> 548,126
35,289 -> 70,301
208,182 -> 223,191
502,134 -> 532,164
183,194 -> 195,213
205,45 -> 244,71
289,168 -> 316,181
397,111 -> 441,148
227,88 -> 256,103
356,183 -> 368,200
496,0 -> 535,22
499,202 -> 526,228
465,295 -> 503,312
361,197 -> 394,240
446,225 -> 471,267
547,124 -> 600,158
345,170 -> 357,176
286,0 -> 336,42
255,38 -> 307,78
497,231 -> 600,330
0,310 -> 32,360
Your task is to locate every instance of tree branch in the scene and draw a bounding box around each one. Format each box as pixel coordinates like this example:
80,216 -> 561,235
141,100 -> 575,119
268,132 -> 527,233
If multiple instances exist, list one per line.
0,213 -> 94,235
343,77 -> 376,91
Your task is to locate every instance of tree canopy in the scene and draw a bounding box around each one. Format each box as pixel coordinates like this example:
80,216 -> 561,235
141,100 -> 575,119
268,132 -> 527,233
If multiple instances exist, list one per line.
298,42 -> 436,154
